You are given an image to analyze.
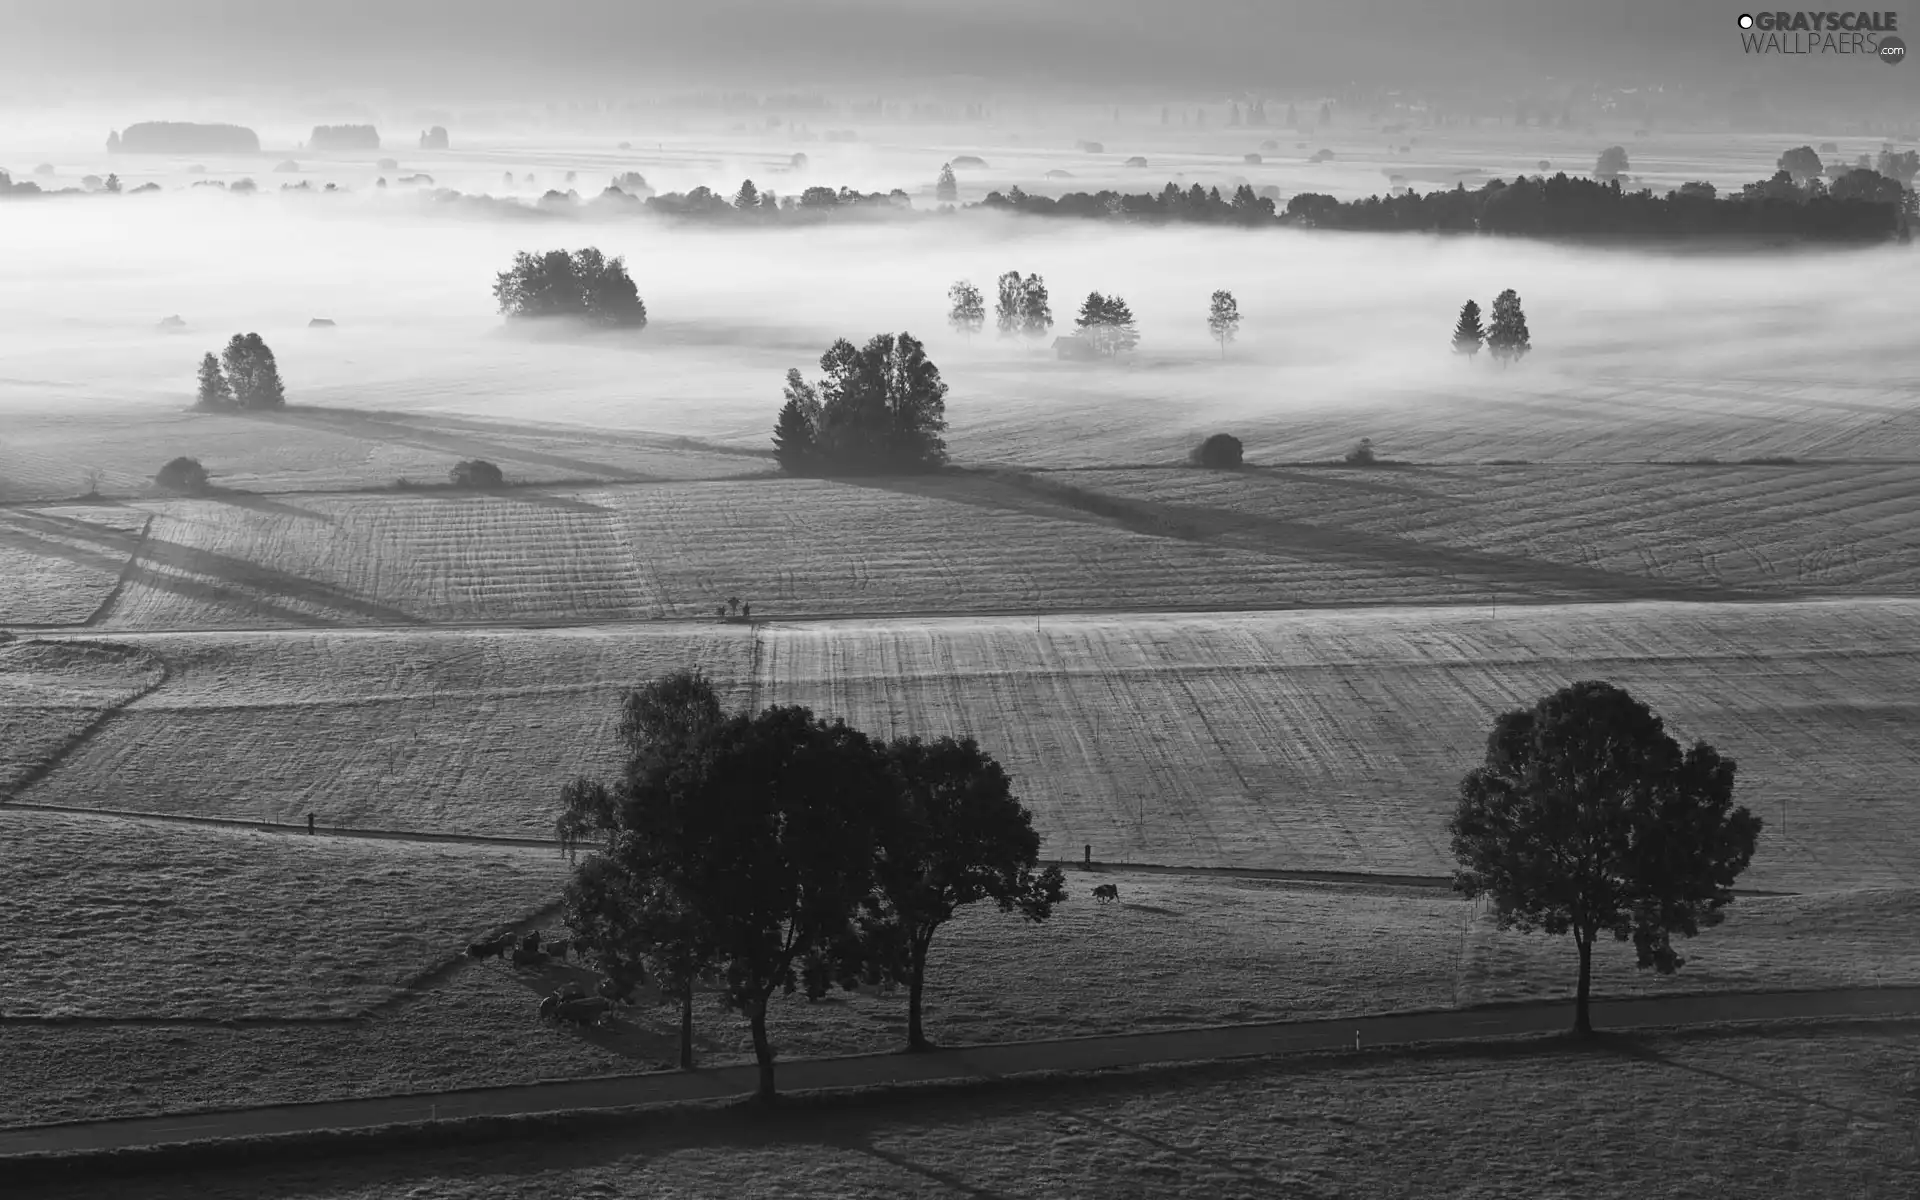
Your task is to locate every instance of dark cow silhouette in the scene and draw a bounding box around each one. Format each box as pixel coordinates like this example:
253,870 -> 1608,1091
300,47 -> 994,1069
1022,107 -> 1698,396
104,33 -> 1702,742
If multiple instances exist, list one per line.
537,993 -> 559,1020
520,930 -> 542,954
556,997 -> 612,1027
598,975 -> 639,1004
1093,883 -> 1120,903
511,946 -> 549,968
466,935 -> 511,960
546,937 -> 572,961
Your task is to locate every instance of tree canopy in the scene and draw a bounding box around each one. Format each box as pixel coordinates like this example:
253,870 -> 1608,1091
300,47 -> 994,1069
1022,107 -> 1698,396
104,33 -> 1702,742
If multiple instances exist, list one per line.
1074,292 -> 1140,357
215,333 -> 286,410
772,333 -> 949,475
947,280 -> 985,340
1448,681 -> 1762,1034
1486,290 -> 1530,366
493,247 -> 648,328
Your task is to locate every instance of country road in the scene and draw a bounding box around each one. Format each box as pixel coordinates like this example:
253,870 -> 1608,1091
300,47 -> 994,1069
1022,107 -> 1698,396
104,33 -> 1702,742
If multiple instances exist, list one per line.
4,985 -> 1914,1161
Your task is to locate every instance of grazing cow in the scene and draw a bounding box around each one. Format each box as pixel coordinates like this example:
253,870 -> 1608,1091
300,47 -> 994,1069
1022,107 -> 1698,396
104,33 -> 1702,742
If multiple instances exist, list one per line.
598,975 -> 638,1005
1092,883 -> 1120,903
466,935 -> 510,960
511,946 -> 549,968
520,930 -> 542,954
538,993 -> 559,1021
546,938 -> 571,961
556,997 -> 612,1027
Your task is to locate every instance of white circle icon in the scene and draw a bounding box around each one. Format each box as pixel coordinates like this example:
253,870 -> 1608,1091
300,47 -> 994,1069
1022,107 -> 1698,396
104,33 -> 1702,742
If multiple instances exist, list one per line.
1738,14 -> 1754,29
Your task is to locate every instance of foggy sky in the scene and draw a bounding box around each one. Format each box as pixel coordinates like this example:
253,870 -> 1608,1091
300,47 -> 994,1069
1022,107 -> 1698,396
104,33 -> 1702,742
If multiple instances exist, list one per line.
0,1 -> 1842,94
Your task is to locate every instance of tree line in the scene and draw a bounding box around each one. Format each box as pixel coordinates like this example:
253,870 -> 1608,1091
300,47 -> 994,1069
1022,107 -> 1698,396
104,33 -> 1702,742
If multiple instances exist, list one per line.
1287,169 -> 1914,241
555,671 -> 1066,1101
949,276 -> 1243,359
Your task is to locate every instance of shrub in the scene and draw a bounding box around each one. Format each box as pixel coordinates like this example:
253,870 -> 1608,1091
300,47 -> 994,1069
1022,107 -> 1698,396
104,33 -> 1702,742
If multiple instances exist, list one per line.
1190,433 -> 1244,468
1344,438 -> 1376,465
155,457 -> 210,494
450,459 -> 504,488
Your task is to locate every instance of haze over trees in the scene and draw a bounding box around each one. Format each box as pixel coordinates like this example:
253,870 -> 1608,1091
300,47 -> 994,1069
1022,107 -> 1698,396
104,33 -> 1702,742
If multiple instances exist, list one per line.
1594,146 -> 1629,181
492,248 -> 648,327
1449,681 -> 1762,1034
1451,300 -> 1485,357
936,163 -> 958,202
772,332 -> 949,475
112,122 -> 259,154
947,280 -> 985,340
994,272 -> 1053,341
1777,145 -> 1823,186
1206,290 -> 1241,357
1486,290 -> 1531,365
1074,292 -> 1140,357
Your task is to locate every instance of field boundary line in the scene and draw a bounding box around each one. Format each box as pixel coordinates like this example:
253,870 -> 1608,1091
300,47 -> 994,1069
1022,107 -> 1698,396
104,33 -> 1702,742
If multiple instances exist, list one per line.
0,801 -> 561,849
3,985 -> 1916,1166
79,514 -> 153,628
0,648 -> 169,802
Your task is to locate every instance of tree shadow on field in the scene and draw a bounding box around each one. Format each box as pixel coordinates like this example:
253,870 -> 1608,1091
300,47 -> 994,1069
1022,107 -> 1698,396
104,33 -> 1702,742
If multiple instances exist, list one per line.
845,469 -> 1771,606
121,536 -> 426,627
1121,903 -> 1180,917
470,488 -> 614,517
0,513 -> 142,577
1595,1033 -> 1896,1125
203,487 -> 336,525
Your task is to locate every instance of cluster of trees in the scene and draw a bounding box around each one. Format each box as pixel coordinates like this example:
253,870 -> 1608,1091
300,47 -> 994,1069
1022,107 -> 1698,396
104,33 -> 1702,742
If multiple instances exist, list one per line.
1073,293 -> 1139,357
980,182 -> 1278,224
493,248 -> 648,328
773,332 -> 949,475
993,272 -> 1054,340
1450,290 -> 1531,364
1773,145 -> 1918,188
110,122 -> 260,154
195,334 -> 286,410
556,672 -> 1066,1099
1288,169 -> 1912,240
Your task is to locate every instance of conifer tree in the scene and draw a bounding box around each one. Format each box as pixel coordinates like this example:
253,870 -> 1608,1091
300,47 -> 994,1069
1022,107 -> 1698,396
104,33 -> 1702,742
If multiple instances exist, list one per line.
1451,299 -> 1485,358
935,163 -> 958,203
733,179 -> 760,209
1486,290 -> 1531,366
195,352 -> 233,409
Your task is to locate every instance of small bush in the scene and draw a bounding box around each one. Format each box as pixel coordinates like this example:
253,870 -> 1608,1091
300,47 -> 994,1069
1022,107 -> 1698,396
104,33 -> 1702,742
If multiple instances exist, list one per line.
1189,433 -> 1244,468
1344,438 -> 1376,465
155,456 -> 210,494
450,459 -> 505,489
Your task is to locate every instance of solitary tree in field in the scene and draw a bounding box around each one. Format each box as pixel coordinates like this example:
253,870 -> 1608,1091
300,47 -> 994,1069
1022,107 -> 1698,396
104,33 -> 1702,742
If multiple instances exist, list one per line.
220,333 -> 286,409
1207,290 -> 1241,358
935,163 -> 958,203
1451,300 -> 1485,358
1075,292 -> 1139,358
947,280 -> 985,340
834,736 -> 1066,1052
195,353 -> 233,409
1485,290 -> 1530,366
1449,681 -> 1762,1035
1594,145 -> 1629,182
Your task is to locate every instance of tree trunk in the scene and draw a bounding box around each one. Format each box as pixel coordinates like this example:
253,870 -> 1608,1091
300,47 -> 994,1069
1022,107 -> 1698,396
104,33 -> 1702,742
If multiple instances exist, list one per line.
907,933 -> 933,1052
748,994 -> 776,1102
678,979 -> 695,1071
1574,933 -> 1594,1036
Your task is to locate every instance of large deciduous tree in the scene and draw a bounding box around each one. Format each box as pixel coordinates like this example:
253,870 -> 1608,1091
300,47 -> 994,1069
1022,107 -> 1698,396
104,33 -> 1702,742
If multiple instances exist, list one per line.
1776,145 -> 1824,186
493,247 -> 648,328
947,280 -> 985,340
1448,681 -> 1762,1035
994,270 -> 1024,338
220,333 -> 286,410
838,736 -> 1066,1051
1485,289 -> 1530,366
1594,145 -> 1629,182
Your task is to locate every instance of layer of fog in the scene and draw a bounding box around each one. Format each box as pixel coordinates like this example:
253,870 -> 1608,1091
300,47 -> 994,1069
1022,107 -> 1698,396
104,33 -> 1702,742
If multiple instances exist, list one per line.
2,184 -> 1911,464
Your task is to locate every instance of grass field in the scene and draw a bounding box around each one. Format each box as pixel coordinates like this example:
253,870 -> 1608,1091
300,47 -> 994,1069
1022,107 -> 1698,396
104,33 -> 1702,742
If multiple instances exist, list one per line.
22,1025 -> 1920,1198
6,808 -> 1917,1128
18,600 -> 1917,890
2,461 -> 1898,632
0,638 -> 164,793
0,506 -> 149,625
0,809 -> 570,1019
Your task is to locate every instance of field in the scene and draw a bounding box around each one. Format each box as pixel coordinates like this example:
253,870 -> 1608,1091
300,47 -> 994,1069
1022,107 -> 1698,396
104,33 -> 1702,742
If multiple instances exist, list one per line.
7,800 -> 1919,1128
19,601 -> 1907,890
0,638 -> 165,792
1,460 -> 1912,633
23,1025 -> 1920,1199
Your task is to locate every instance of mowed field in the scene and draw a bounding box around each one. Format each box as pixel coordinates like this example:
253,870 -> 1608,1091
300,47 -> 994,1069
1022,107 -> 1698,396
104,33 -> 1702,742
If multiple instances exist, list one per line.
0,460 -> 1911,632
14,599 -> 1918,892
8,800 -> 1919,1127
53,1026 -> 1915,1200
0,638 -> 164,792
